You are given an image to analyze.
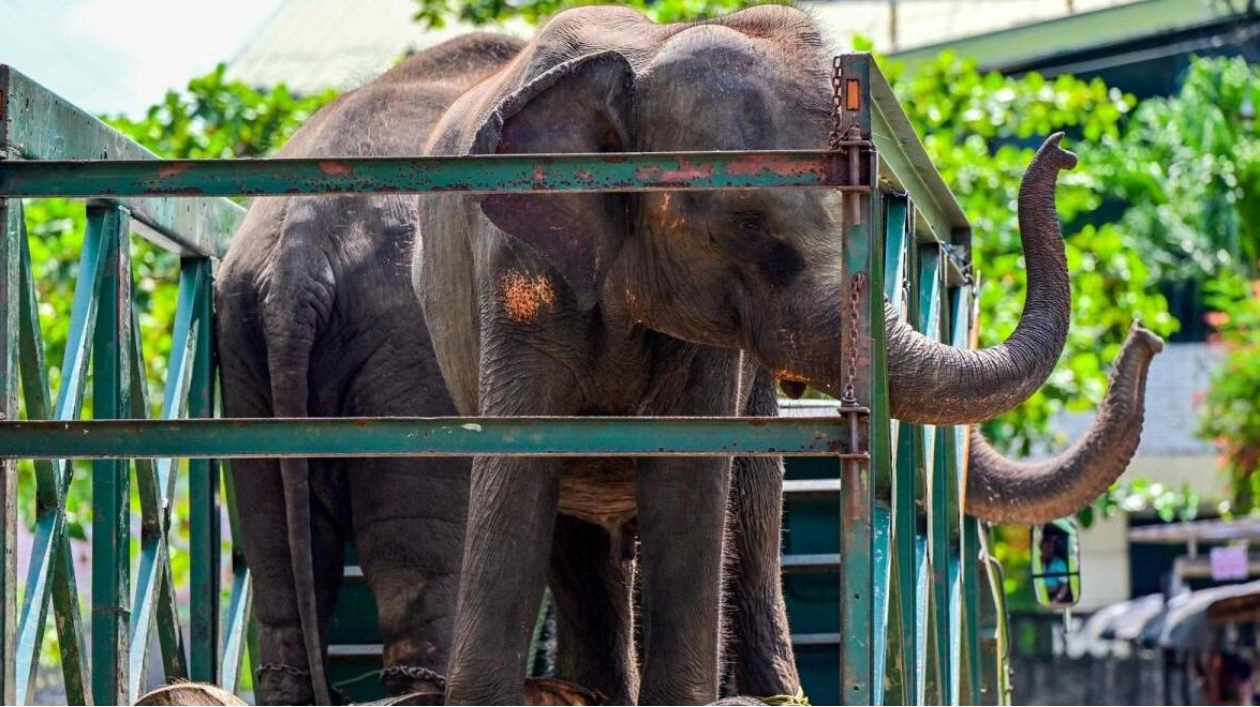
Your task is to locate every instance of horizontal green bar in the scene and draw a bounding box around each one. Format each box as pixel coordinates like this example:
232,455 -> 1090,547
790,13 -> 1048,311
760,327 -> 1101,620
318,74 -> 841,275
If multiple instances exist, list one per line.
1,66 -> 245,259
0,417 -> 856,459
0,151 -> 851,198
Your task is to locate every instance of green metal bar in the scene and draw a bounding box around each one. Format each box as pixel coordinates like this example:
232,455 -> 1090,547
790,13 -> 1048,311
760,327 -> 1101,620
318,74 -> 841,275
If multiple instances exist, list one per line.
870,504 -> 891,706
883,198 -> 909,310
17,210 -> 98,705
917,244 -> 945,705
52,532 -> 92,704
949,286 -> 978,706
0,65 -> 244,259
129,301 -> 190,700
0,151 -> 855,199
221,463 -> 257,692
880,196 -> 910,705
90,204 -> 132,706
962,518 -> 984,705
0,199 -> 19,705
915,537 -> 931,706
0,417 -> 855,459
836,52 -> 881,707
220,562 -> 252,693
978,527 -> 1011,706
189,259 -> 219,684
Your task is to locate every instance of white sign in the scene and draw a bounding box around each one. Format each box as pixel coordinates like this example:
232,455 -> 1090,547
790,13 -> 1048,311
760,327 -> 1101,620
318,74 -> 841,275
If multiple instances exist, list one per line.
1210,545 -> 1250,582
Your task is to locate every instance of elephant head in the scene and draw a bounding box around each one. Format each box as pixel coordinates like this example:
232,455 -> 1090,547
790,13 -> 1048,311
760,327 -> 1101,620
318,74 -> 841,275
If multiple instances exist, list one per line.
966,322 -> 1165,525
472,13 -> 1076,425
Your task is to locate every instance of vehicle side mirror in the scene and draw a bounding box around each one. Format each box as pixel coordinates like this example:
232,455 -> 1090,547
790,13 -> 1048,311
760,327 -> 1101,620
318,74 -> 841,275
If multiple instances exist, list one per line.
1031,518 -> 1081,610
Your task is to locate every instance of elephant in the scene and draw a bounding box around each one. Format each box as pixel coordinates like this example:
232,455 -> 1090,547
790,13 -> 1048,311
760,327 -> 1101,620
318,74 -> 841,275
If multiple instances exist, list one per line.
215,34 -> 527,705
214,30 -> 803,706
215,5 -> 1165,706
410,4 -> 1161,705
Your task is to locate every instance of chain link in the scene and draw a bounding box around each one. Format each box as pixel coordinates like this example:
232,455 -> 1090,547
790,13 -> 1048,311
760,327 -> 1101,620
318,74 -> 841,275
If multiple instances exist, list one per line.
828,56 -> 844,150
840,271 -> 865,407
382,664 -> 448,689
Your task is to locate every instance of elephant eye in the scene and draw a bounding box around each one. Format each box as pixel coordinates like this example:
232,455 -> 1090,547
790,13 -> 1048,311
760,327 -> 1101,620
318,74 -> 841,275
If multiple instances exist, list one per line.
736,214 -> 767,234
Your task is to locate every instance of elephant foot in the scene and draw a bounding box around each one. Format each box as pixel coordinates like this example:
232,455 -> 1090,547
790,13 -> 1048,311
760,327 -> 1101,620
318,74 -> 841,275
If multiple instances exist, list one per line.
371,678 -> 602,706
709,689 -> 811,706
133,682 -> 247,705
524,677 -> 603,705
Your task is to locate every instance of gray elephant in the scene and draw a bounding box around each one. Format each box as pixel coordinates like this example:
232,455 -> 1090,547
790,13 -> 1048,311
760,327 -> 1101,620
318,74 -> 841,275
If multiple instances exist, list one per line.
216,5 -> 1164,706
215,34 -> 527,705
411,5 -> 1160,705
214,30 -> 799,706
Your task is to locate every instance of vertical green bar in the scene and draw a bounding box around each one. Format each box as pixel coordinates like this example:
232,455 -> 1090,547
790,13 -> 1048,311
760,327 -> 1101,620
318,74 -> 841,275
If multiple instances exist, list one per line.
836,53 -> 888,707
90,204 -> 132,706
189,258 -> 221,682
882,197 -> 913,706
0,199 -> 21,705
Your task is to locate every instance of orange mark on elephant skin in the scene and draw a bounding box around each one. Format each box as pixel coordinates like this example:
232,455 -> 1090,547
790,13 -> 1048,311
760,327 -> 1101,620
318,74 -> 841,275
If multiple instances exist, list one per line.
500,271 -> 556,322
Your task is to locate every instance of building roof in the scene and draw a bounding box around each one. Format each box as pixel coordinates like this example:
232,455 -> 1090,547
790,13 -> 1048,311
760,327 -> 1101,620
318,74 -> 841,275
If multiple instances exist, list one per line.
225,0 -> 1157,94
889,0 -> 1238,72
225,0 -> 532,95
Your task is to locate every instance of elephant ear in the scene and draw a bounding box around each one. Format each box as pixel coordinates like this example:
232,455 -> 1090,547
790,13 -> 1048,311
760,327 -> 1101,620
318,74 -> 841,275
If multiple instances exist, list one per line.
472,50 -> 634,310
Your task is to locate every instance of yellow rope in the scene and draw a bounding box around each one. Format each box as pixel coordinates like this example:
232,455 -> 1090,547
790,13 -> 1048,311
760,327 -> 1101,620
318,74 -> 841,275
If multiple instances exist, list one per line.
757,687 -> 811,706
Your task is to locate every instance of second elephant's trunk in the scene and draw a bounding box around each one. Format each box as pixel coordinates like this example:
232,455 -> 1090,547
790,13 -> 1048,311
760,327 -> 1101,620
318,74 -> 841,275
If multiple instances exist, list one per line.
964,323 -> 1164,525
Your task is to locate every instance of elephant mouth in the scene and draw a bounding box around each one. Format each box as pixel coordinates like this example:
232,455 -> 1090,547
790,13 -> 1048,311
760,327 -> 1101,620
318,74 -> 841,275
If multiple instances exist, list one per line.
774,369 -> 809,400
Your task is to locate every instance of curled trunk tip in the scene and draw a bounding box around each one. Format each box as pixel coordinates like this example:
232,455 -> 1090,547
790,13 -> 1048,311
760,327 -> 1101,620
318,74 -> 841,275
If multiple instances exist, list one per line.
886,132 -> 1078,425
964,322 -> 1164,526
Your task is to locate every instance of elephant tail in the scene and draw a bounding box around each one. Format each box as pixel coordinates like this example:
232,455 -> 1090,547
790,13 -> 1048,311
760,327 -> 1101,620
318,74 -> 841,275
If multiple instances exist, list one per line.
964,322 -> 1164,525
261,202 -> 336,705
265,328 -> 331,705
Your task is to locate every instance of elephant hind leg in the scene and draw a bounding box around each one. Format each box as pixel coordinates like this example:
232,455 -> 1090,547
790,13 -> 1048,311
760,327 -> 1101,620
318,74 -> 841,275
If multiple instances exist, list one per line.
548,514 -> 639,705
349,457 -> 470,697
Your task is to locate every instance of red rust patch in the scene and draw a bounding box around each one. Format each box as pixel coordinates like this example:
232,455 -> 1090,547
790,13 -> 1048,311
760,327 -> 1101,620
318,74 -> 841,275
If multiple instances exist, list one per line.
500,271 -> 556,322
727,153 -> 820,178
318,160 -> 353,176
658,156 -> 715,182
532,164 -> 546,184
157,163 -> 190,179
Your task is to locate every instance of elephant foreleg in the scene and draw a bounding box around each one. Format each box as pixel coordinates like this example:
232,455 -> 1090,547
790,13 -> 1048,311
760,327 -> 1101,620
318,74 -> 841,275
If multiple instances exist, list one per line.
636,456 -> 731,705
727,453 -> 801,700
445,457 -> 561,705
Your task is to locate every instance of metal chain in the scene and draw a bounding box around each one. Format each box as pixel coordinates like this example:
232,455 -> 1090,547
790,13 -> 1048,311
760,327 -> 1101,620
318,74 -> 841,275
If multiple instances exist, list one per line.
828,56 -> 844,150
256,662 -> 310,679
382,664 -> 448,690
841,272 -> 865,406
255,662 -> 359,704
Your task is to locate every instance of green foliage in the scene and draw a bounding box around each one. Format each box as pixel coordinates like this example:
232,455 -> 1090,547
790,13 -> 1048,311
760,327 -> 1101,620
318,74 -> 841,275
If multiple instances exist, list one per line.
879,50 -> 1177,454
1103,57 -> 1260,282
108,64 -> 338,160
413,0 -> 759,28
1199,273 -> 1260,515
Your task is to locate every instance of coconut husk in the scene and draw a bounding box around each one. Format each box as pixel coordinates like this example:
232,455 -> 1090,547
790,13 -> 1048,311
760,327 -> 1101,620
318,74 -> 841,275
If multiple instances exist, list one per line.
135,685 -> 248,705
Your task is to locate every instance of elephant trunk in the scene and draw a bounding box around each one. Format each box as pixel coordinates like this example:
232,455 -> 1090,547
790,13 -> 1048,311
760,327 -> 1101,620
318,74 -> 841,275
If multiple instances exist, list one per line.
886,133 -> 1077,425
964,323 -> 1164,525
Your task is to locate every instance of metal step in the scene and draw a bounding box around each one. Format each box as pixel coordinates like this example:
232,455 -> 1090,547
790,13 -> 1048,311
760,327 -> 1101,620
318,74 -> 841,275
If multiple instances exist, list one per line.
781,553 -> 840,573
782,478 -> 840,499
